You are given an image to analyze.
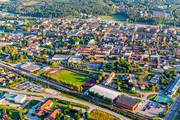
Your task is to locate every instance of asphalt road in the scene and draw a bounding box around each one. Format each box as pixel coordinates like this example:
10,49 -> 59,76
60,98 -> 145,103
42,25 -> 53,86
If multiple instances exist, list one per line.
0,88 -> 128,120
164,96 -> 180,120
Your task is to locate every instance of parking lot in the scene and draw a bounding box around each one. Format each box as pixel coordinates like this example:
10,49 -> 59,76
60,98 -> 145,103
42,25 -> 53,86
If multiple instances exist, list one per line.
136,100 -> 166,116
13,81 -> 45,92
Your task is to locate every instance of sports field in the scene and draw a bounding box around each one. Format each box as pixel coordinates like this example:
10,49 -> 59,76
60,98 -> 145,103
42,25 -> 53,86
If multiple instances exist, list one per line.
47,69 -> 90,87
154,94 -> 172,103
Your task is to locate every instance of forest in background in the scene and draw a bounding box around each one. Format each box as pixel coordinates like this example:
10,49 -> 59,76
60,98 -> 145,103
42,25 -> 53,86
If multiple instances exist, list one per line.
0,0 -> 179,26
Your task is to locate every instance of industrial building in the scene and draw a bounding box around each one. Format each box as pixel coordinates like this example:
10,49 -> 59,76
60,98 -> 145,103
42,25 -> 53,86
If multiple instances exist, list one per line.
89,85 -> 121,100
115,94 -> 141,110
4,93 -> 27,104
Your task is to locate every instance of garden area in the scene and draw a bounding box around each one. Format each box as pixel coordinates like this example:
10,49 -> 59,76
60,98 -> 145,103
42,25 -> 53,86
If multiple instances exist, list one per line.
90,109 -> 120,120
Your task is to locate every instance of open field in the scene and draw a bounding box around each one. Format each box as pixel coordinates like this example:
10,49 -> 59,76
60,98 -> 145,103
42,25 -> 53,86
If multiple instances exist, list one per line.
46,69 -> 90,87
23,1 -> 39,6
90,109 -> 120,120
99,14 -> 127,22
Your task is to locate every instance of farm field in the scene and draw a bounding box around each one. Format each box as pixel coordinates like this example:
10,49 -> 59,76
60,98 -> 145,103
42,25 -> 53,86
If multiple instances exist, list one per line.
46,69 -> 90,87
99,14 -> 127,22
90,109 -> 120,120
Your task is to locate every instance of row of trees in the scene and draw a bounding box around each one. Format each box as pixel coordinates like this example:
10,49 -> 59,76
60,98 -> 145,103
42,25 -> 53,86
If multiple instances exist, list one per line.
1,45 -> 28,64
89,91 -> 113,104
104,58 -> 143,73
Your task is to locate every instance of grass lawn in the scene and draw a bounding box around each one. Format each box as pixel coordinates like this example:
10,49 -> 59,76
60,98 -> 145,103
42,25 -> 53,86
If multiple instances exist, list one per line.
34,69 -> 44,75
50,98 -> 90,110
90,109 -> 120,120
99,14 -> 127,22
175,111 -> 180,120
48,70 -> 90,87
24,100 -> 40,109
147,94 -> 156,100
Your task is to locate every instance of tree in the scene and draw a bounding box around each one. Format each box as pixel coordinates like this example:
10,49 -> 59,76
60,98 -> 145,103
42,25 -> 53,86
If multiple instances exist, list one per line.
86,66 -> 89,70
110,99 -> 113,104
52,62 -> 58,67
19,41 -> 22,47
19,111 -> 23,120
50,51 -> 55,56
4,68 -> 8,73
98,76 -> 102,81
85,111 -> 90,119
74,112 -> 81,120
96,79 -> 100,84
43,49 -> 48,54
56,113 -> 64,120
116,56 -> 120,61
152,86 -> 155,92
3,108 -> 6,114
101,72 -> 106,78
144,70 -> 149,76
64,115 -> 71,120
137,76 -> 141,82
160,78 -> 165,84
173,70 -> 176,76
0,49 -> 3,54
147,76 -> 151,80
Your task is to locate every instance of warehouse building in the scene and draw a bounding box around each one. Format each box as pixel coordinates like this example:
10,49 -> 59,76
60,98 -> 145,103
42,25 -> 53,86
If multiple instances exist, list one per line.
88,85 -> 121,100
4,93 -> 27,104
115,94 -> 141,110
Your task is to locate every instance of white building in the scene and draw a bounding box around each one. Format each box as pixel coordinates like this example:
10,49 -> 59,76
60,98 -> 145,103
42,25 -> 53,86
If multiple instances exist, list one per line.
89,85 -> 121,100
4,93 -> 27,104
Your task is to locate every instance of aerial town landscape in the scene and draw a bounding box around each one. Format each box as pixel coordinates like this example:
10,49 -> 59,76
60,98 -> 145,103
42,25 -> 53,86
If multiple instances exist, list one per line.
0,0 -> 179,120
